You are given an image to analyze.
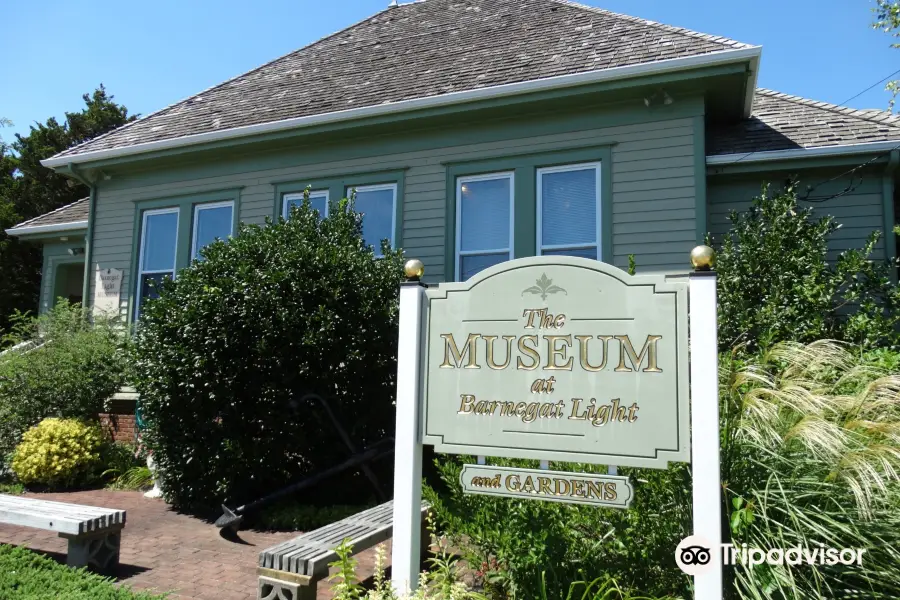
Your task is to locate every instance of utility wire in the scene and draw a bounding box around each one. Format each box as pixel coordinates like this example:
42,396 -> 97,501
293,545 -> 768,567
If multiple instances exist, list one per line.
800,141 -> 900,203
837,67 -> 900,107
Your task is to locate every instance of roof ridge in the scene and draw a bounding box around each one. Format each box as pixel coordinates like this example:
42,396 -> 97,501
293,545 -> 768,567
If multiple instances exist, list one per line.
10,197 -> 89,229
757,87 -> 900,128
550,0 -> 754,50
52,5 -> 402,160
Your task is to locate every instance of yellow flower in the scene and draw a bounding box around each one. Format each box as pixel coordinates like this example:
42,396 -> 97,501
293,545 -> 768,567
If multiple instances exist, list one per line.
10,418 -> 102,487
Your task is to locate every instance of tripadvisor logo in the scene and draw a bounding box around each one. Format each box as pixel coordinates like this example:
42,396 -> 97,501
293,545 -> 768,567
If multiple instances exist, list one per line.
675,536 -> 867,576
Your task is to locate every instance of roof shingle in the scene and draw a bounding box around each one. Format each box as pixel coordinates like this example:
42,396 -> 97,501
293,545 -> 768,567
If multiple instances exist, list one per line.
7,198 -> 89,233
707,89 -> 900,156
52,0 -> 753,160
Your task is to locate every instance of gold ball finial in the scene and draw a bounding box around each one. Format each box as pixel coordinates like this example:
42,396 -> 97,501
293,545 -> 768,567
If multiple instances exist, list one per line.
404,258 -> 425,281
690,245 -> 715,271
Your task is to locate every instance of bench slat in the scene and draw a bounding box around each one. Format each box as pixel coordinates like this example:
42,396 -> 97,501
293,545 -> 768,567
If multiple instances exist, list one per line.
0,494 -> 119,510
0,505 -> 88,535
0,496 -> 124,519
0,498 -> 113,519
259,500 -> 428,577
0,494 -> 125,536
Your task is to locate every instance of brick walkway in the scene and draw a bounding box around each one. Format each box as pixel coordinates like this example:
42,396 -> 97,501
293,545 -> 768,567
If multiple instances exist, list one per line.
0,489 -> 388,600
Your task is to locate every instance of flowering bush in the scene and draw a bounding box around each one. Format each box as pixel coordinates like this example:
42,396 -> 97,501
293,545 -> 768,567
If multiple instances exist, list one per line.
0,301 -> 127,463
10,418 -> 103,489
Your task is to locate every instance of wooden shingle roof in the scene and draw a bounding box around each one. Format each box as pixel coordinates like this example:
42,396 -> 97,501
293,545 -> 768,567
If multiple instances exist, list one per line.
6,198 -> 89,235
707,89 -> 900,156
50,0 -> 752,160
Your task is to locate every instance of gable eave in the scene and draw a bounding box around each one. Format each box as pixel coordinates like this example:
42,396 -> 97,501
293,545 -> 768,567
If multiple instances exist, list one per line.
5,220 -> 89,239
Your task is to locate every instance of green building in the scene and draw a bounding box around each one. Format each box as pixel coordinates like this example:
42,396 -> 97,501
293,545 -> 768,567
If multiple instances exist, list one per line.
8,0 -> 900,321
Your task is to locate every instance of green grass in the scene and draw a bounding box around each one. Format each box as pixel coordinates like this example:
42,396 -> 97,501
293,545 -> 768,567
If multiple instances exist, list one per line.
0,480 -> 24,495
0,544 -> 166,599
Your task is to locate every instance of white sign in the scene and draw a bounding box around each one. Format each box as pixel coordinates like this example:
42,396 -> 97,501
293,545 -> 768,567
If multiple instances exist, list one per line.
93,266 -> 123,317
389,255 -> 723,599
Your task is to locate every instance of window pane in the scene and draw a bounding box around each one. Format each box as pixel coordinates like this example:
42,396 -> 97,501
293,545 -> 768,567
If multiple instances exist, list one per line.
542,247 -> 597,260
193,204 -> 233,259
140,272 -> 172,302
460,253 -> 507,281
541,168 -> 597,248
355,188 -> 394,252
460,177 -> 511,252
141,211 -> 178,271
285,193 -> 327,219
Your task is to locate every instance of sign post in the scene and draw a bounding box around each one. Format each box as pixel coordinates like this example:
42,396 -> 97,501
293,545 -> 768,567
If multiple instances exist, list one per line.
688,248 -> 723,599
391,249 -> 721,598
390,260 -> 427,595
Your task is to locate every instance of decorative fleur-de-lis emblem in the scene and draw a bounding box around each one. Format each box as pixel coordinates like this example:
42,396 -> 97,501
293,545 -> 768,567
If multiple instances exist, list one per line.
521,273 -> 567,301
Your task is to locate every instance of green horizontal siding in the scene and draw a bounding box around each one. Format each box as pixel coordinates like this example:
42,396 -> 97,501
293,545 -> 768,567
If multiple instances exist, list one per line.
707,171 -> 887,260
89,98 -> 705,318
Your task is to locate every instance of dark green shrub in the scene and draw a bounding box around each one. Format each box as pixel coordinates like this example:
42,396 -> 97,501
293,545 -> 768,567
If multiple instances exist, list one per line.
131,194 -> 404,511
0,302 -> 127,463
425,457 -> 691,600
0,544 -> 163,599
100,442 -> 149,490
713,182 -> 900,350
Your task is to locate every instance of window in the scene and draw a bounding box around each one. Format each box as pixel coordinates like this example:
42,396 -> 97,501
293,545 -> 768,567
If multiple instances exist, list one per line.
537,162 -> 601,259
455,172 -> 514,281
274,172 -> 403,254
192,201 -> 234,260
349,183 -> 397,257
283,190 -> 329,220
131,188 -> 241,322
136,207 -> 179,318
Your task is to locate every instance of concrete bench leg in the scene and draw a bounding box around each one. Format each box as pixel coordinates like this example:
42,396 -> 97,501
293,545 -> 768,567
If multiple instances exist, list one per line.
59,526 -> 123,572
258,570 -> 316,600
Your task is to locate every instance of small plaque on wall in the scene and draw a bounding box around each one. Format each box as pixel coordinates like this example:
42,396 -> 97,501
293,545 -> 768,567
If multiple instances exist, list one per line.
93,266 -> 123,317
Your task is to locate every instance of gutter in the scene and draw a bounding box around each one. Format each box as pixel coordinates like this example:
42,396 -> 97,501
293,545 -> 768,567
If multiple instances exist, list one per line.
67,164 -> 96,311
4,220 -> 88,237
42,46 -> 763,169
706,140 -> 900,166
884,149 -> 899,265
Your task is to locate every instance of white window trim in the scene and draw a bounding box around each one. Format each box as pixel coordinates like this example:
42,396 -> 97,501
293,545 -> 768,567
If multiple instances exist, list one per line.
536,162 -> 602,259
135,207 -> 179,320
191,200 -> 235,260
282,190 -> 329,220
455,171 -> 515,282
347,182 -> 398,258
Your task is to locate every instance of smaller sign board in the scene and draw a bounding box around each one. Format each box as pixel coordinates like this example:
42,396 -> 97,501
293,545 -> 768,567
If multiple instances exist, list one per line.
459,464 -> 634,508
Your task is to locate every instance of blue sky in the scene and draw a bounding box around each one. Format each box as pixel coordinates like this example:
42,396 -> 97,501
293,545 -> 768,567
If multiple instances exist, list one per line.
1,0 -> 896,141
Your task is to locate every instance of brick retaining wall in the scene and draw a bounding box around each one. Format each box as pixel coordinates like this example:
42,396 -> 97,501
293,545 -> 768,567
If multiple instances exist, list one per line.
99,412 -> 138,444
99,396 -> 139,444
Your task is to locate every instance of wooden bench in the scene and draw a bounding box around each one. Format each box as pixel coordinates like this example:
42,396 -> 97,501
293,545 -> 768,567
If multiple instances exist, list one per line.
257,500 -> 428,600
0,494 -> 126,571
